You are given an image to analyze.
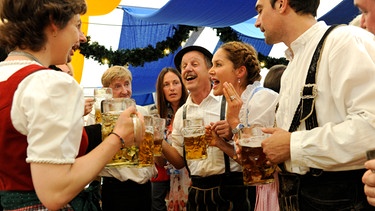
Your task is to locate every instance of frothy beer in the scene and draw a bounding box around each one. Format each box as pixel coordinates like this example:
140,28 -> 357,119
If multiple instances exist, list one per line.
184,134 -> 207,160
153,138 -> 163,156
93,88 -> 112,124
239,125 -> 275,186
152,117 -> 166,157
95,108 -> 102,124
102,112 -> 139,166
240,145 -> 275,185
139,131 -> 154,167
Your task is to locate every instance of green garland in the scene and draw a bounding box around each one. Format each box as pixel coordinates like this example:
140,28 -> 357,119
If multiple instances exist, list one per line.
79,25 -> 288,68
216,27 -> 289,68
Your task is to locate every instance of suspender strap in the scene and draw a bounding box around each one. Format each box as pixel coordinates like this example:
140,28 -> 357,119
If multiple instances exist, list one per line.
182,105 -> 191,176
221,97 -> 231,175
282,25 -> 340,176
288,25 -> 339,133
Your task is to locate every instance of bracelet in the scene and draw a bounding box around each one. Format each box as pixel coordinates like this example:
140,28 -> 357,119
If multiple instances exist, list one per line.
109,132 -> 125,149
232,123 -> 244,134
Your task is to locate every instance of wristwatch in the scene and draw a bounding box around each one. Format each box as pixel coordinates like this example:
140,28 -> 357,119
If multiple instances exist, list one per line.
231,123 -> 244,134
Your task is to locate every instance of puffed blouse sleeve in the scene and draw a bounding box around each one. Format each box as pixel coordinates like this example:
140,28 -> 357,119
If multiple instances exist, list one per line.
246,88 -> 279,127
11,70 -> 85,164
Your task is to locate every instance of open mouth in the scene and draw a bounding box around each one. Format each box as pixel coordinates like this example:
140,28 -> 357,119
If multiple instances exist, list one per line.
211,78 -> 220,86
185,74 -> 197,81
211,78 -> 220,88
71,43 -> 80,55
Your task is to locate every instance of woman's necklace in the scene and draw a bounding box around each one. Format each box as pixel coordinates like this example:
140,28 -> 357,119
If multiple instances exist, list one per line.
8,51 -> 42,65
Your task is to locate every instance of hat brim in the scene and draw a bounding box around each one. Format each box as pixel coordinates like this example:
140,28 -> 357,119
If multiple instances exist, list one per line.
174,46 -> 213,72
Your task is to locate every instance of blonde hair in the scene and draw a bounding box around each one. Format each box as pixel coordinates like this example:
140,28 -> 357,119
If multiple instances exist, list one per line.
101,65 -> 132,87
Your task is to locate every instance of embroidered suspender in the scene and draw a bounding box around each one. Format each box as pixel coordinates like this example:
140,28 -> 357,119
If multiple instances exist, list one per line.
288,25 -> 340,133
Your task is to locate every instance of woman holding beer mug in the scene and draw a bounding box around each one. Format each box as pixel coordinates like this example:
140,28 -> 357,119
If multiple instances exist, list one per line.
0,0 -> 142,210
208,41 -> 279,211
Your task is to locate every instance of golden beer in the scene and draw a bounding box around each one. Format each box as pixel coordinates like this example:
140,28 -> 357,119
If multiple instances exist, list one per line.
184,134 -> 207,160
152,117 -> 166,157
240,145 -> 275,186
239,125 -> 275,186
95,108 -> 102,124
153,138 -> 163,156
102,112 -> 139,167
139,131 -> 154,167
93,87 -> 112,124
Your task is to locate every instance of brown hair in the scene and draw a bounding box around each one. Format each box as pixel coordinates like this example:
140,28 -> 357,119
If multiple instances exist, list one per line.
264,64 -> 286,93
0,0 -> 87,52
270,0 -> 319,17
155,67 -> 188,119
220,41 -> 261,85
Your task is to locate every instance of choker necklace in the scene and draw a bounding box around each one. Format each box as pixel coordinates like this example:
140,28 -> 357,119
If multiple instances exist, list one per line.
8,51 -> 42,65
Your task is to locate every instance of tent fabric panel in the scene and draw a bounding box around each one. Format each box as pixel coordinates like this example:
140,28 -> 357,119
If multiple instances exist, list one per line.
317,0 -> 360,25
121,0 -> 256,27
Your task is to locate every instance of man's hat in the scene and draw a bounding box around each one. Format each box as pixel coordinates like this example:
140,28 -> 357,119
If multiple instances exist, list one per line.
174,45 -> 213,72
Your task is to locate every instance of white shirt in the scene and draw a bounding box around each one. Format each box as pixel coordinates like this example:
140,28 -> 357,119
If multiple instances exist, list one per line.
278,22 -> 375,174
1,60 -> 85,164
172,90 -> 242,177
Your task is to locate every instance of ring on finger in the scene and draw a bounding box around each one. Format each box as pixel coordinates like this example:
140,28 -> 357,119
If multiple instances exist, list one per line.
230,95 -> 236,101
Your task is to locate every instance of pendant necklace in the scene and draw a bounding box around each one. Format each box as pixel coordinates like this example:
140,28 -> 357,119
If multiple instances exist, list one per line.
8,51 -> 42,65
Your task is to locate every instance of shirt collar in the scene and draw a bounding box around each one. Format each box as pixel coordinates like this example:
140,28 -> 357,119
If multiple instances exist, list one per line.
186,89 -> 221,105
285,21 -> 328,60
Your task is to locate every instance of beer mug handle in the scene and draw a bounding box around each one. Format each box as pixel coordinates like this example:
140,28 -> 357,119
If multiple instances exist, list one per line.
132,115 -> 143,145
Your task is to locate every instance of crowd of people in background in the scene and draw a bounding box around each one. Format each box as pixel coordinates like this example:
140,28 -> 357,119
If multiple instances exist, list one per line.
3,0 -> 375,210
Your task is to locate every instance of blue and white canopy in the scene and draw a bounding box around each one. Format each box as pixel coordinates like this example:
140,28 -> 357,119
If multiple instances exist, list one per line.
81,0 -> 359,105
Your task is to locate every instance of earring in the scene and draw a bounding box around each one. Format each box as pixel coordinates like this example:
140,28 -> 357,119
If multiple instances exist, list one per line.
53,32 -> 57,37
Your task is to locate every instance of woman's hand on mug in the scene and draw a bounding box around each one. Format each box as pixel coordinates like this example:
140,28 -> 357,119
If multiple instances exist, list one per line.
113,106 -> 144,145
84,98 -> 94,116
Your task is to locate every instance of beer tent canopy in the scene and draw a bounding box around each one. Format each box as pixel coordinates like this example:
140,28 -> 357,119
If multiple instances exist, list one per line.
81,0 -> 359,105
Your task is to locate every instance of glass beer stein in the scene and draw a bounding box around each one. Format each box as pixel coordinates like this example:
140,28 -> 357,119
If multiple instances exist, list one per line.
182,105 -> 207,160
153,117 -> 166,157
139,115 -> 154,167
239,124 -> 276,185
101,98 -> 142,167
93,87 -> 112,124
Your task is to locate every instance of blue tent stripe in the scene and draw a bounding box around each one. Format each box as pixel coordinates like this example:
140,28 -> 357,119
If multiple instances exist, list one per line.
118,11 -> 181,105
117,0 -> 360,105
121,0 -> 256,27
318,0 -> 360,25
132,93 -> 155,106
